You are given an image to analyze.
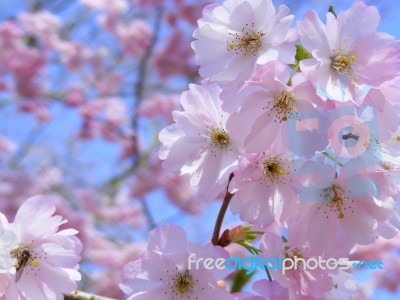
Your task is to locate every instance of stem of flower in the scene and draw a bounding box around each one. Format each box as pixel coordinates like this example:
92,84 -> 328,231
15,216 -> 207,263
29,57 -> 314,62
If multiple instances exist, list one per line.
212,173 -> 234,246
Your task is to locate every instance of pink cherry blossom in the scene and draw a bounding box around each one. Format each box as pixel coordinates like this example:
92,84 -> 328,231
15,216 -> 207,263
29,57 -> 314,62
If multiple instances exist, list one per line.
137,94 -> 180,121
192,0 -> 296,86
118,20 -> 153,58
297,1 -> 400,102
288,161 -> 398,257
159,82 -> 241,200
2,196 -> 82,300
81,0 -> 129,15
226,61 -> 324,155
260,233 -> 334,299
154,31 -> 197,78
230,151 -> 299,227
18,11 -> 61,48
120,224 -> 234,300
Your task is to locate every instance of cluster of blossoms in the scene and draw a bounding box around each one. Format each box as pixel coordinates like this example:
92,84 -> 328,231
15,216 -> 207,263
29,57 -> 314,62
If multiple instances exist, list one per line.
122,0 -> 400,299
0,196 -> 82,299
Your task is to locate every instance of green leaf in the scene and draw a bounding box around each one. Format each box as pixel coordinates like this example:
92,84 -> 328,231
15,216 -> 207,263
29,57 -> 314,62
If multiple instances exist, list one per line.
295,45 -> 312,62
237,240 -> 261,255
329,5 -> 337,18
230,269 -> 256,293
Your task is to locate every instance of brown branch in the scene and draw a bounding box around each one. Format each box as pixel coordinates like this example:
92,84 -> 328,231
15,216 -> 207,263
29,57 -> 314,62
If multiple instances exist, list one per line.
211,173 -> 235,246
64,291 -> 117,300
131,6 -> 164,139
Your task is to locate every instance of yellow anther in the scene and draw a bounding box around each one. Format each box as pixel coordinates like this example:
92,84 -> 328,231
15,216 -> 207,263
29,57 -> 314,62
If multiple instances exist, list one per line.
32,260 -> 39,267
277,169 -> 286,176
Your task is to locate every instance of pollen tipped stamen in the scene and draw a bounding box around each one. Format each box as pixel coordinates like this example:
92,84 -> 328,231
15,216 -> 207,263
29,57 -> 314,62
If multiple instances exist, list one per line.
322,185 -> 349,219
210,129 -> 231,149
228,23 -> 265,56
263,157 -> 287,183
268,91 -> 296,122
172,270 -> 194,295
331,52 -> 356,75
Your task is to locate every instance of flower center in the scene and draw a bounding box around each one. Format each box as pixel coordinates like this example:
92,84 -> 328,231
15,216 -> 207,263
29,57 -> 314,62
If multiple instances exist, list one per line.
331,52 -> 357,75
266,91 -> 296,122
263,157 -> 287,183
396,136 -> 400,142
210,129 -> 230,149
172,270 -> 194,295
228,23 -> 265,56
320,185 -> 351,219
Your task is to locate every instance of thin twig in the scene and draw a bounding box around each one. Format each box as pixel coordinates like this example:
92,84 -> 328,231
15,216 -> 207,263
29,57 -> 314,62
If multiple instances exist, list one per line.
212,173 -> 234,246
64,290 -> 117,300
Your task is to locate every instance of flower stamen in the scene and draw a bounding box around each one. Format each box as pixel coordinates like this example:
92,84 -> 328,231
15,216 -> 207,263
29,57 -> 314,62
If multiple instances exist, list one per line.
321,185 -> 350,219
172,270 -> 194,295
228,23 -> 265,56
263,157 -> 287,183
211,129 -> 230,149
266,91 -> 296,122
331,52 -> 357,75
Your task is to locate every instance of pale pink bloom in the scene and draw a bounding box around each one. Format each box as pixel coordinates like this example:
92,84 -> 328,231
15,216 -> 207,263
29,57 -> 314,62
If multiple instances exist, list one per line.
230,151 -> 299,227
154,31 -> 197,78
81,0 -> 129,15
97,189 -> 145,228
79,98 -> 128,141
322,270 -> 357,300
86,238 -> 145,299
120,224 -> 234,300
115,20 -> 153,58
2,196 -> 82,300
372,252 -> 400,292
18,12 -> 61,48
374,77 -> 400,107
161,173 -> 203,214
169,1 -> 210,26
298,2 -> 400,102
137,94 -> 180,121
289,162 -> 397,256
65,85 -> 85,107
226,61 -> 324,156
192,0 -> 295,86
260,233 -> 334,299
55,41 -> 87,71
130,166 -> 160,199
0,22 -> 45,99
159,82 -> 241,200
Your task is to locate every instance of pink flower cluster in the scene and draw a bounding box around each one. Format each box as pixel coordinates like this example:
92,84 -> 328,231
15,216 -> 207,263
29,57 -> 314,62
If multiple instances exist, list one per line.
151,0 -> 400,299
